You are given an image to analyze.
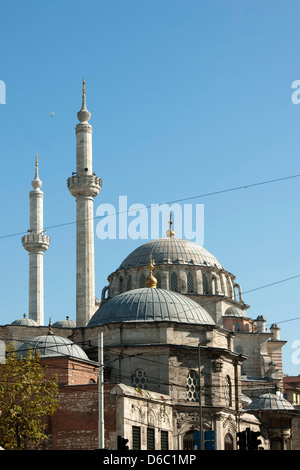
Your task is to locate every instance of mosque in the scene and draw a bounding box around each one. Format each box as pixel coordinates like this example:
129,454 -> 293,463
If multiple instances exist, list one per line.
0,82 -> 298,451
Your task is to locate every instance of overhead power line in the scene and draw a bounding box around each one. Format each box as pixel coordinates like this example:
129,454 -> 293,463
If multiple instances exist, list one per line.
0,172 -> 299,239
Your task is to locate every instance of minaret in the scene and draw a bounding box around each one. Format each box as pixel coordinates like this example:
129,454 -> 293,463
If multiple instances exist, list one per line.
67,80 -> 102,327
22,154 -> 50,325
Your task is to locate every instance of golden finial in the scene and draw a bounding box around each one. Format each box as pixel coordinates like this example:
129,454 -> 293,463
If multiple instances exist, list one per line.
82,78 -> 86,96
166,211 -> 175,238
35,153 -> 38,167
145,253 -> 157,288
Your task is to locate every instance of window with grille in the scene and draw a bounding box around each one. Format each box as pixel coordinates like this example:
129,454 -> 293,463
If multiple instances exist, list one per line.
147,428 -> 155,450
132,426 -> 141,450
139,274 -> 146,288
187,273 -> 194,293
170,272 -> 178,292
186,370 -> 200,402
202,273 -> 209,294
154,272 -> 161,288
234,322 -> 241,332
127,275 -> 132,291
131,368 -> 148,390
161,431 -> 168,450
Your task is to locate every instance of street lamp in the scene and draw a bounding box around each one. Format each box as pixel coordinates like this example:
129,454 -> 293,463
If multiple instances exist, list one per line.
198,339 -> 211,450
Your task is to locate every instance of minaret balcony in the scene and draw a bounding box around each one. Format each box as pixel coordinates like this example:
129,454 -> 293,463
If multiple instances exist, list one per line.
67,174 -> 102,198
22,233 -> 50,252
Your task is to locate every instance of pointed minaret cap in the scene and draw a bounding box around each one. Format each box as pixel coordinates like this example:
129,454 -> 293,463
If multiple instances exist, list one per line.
145,253 -> 157,288
31,153 -> 42,190
77,78 -> 91,123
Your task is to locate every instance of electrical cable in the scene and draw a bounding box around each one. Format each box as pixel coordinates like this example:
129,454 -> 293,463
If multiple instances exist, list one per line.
0,172 -> 299,239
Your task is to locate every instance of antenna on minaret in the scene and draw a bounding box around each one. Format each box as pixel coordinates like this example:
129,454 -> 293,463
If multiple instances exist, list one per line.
22,154 -> 50,326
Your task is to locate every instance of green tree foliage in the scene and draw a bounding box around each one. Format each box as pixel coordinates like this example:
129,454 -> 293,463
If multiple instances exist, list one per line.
0,344 -> 59,449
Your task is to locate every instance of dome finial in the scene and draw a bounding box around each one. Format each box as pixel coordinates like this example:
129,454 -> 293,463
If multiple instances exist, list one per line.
166,211 -> 175,238
48,319 -> 54,336
145,253 -> 157,288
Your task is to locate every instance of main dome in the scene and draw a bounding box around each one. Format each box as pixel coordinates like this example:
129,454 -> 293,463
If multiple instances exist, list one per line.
88,288 -> 215,326
118,238 -> 222,271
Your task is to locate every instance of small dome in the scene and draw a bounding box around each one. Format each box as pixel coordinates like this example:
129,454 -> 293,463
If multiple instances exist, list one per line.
241,394 -> 252,406
17,334 -> 89,361
224,306 -> 249,318
11,314 -> 38,327
88,288 -> 215,327
256,315 -> 266,321
246,393 -> 294,411
117,238 -> 222,271
52,316 -> 76,328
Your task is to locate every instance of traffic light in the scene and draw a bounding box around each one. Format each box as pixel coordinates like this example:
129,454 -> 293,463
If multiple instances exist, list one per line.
236,430 -> 247,450
118,435 -> 129,450
249,431 -> 262,450
237,429 -> 262,450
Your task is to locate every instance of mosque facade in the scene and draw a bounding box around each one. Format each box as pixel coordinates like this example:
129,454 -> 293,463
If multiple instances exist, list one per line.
0,82 -> 298,451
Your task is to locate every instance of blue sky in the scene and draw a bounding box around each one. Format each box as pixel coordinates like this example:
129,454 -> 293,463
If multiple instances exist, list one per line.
0,0 -> 300,375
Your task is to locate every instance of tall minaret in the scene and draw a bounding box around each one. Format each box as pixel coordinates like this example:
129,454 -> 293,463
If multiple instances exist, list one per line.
67,80 -> 102,327
22,154 -> 50,325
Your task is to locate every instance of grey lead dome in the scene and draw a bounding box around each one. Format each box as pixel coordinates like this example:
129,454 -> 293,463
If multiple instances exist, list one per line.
17,334 -> 89,360
246,393 -> 294,411
88,288 -> 215,326
118,238 -> 223,270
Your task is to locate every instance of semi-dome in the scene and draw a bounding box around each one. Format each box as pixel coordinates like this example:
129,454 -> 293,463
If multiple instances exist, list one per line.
118,238 -> 223,271
246,393 -> 294,411
88,287 -> 215,326
17,333 -> 89,361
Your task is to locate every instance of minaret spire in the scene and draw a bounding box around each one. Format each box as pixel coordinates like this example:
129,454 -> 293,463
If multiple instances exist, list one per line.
67,80 -> 102,327
22,154 -> 50,326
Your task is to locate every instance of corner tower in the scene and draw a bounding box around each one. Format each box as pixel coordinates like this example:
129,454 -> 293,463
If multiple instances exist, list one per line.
22,154 -> 50,325
67,80 -> 102,327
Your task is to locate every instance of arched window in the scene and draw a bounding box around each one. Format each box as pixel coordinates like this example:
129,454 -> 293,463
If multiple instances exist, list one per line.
183,431 -> 197,450
127,275 -> 132,291
202,273 -> 209,294
131,368 -> 148,390
225,376 -> 232,407
170,272 -> 178,292
187,273 -> 194,293
224,433 -> 234,450
154,272 -> 161,288
139,274 -> 146,288
186,370 -> 199,402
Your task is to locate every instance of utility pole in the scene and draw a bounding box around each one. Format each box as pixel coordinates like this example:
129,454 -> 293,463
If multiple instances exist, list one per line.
198,339 -> 211,450
98,331 -> 104,449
